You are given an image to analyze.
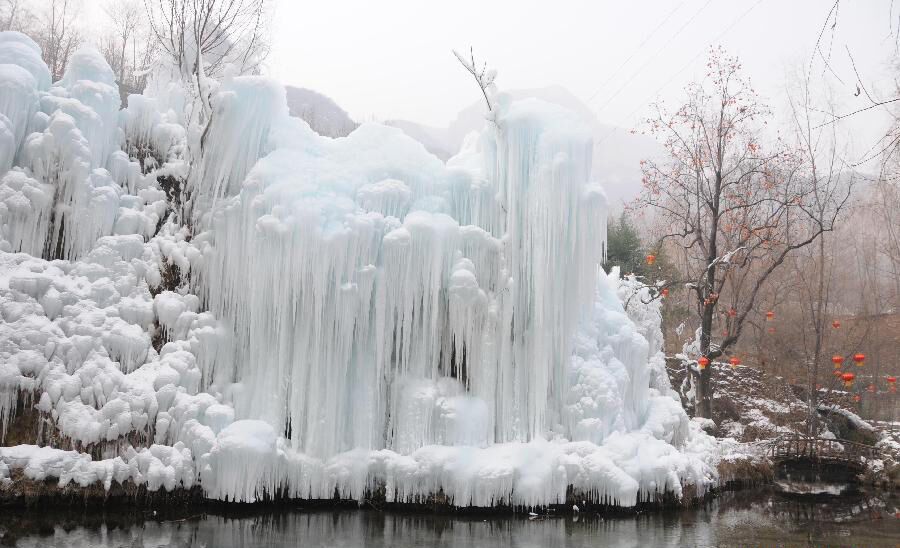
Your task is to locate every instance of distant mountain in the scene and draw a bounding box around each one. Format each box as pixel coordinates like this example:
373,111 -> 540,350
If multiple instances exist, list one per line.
387,85 -> 663,209
384,119 -> 455,160
285,86 -> 358,138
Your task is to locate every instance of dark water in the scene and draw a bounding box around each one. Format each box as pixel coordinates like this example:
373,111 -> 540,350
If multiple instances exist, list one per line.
1,489 -> 899,547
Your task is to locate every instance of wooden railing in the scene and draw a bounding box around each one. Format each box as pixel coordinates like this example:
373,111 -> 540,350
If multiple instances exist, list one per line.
768,435 -> 879,466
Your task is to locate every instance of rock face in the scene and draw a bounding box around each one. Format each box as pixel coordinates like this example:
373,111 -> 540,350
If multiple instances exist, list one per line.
817,406 -> 879,446
285,86 -> 358,138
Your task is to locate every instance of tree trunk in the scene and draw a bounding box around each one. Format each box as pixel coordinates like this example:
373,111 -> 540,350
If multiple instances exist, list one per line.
695,163 -> 723,420
119,41 -> 127,85
696,302 -> 715,418
807,234 -> 826,435
695,366 -> 713,419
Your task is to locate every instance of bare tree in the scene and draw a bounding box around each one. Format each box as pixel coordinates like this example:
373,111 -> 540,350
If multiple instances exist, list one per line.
101,0 -> 144,86
34,0 -> 82,82
143,0 -> 269,116
783,71 -> 856,433
637,48 -> 852,418
808,2 -> 900,168
0,0 -> 34,32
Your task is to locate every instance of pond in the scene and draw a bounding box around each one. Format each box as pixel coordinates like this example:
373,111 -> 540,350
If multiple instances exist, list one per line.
1,489 -> 898,547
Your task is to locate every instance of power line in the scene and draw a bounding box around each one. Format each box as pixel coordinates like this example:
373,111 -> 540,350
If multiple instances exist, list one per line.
591,0 -> 714,114
586,0 -> 688,102
596,0 -> 766,147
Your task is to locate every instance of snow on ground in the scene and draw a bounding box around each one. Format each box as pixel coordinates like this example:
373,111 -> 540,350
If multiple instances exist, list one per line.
667,359 -> 811,443
818,405 -> 877,435
0,31 -> 722,507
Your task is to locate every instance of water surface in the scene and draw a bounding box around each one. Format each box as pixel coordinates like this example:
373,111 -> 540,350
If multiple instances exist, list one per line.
1,489 -> 898,547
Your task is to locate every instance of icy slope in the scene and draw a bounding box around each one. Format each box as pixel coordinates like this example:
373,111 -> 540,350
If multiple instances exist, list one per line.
0,33 -> 716,507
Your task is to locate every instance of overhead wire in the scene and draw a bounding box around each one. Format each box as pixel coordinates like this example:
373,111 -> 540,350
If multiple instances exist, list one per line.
586,0 -> 688,102
595,0 -> 766,146
591,0 -> 714,115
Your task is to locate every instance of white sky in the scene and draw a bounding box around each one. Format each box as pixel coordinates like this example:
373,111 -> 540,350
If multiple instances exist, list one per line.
268,0 -> 896,157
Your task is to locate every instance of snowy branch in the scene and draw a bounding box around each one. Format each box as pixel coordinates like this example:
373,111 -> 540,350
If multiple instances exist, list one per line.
452,46 -> 497,114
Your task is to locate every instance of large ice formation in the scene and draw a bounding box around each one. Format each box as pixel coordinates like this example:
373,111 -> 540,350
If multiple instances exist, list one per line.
0,31 -> 716,508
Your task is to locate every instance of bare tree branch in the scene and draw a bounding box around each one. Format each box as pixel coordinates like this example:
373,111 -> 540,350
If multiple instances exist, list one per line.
452,46 -> 496,113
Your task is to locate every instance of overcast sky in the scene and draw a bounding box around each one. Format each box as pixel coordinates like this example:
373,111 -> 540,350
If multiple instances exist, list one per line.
268,0 -> 896,158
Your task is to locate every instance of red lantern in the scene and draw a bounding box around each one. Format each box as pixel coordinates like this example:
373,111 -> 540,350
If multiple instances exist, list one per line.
853,394 -> 861,403
766,311 -> 775,321
853,353 -> 865,367
728,308 -> 737,317
841,372 -> 855,388
887,376 -> 897,384
698,356 -> 710,370
661,288 -> 669,297
646,254 -> 656,265
832,319 -> 841,329
831,355 -> 843,369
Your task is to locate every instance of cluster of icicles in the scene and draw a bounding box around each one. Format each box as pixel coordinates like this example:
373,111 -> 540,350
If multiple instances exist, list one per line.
193,81 -> 613,459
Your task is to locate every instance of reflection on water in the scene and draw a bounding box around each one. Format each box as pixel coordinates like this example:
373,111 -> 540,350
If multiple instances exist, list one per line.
1,489 -> 899,547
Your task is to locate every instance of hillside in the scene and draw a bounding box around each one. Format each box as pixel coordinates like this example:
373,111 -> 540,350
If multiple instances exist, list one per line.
666,359 -> 900,487
284,86 -> 358,138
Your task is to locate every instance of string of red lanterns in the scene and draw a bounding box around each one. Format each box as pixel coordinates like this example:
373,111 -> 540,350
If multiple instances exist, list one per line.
678,304 -> 894,399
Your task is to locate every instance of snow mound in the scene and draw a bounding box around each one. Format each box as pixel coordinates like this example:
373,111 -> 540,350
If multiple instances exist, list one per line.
0,32 -> 51,91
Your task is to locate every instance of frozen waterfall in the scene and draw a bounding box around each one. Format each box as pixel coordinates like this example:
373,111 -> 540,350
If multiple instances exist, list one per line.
0,36 -> 716,508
